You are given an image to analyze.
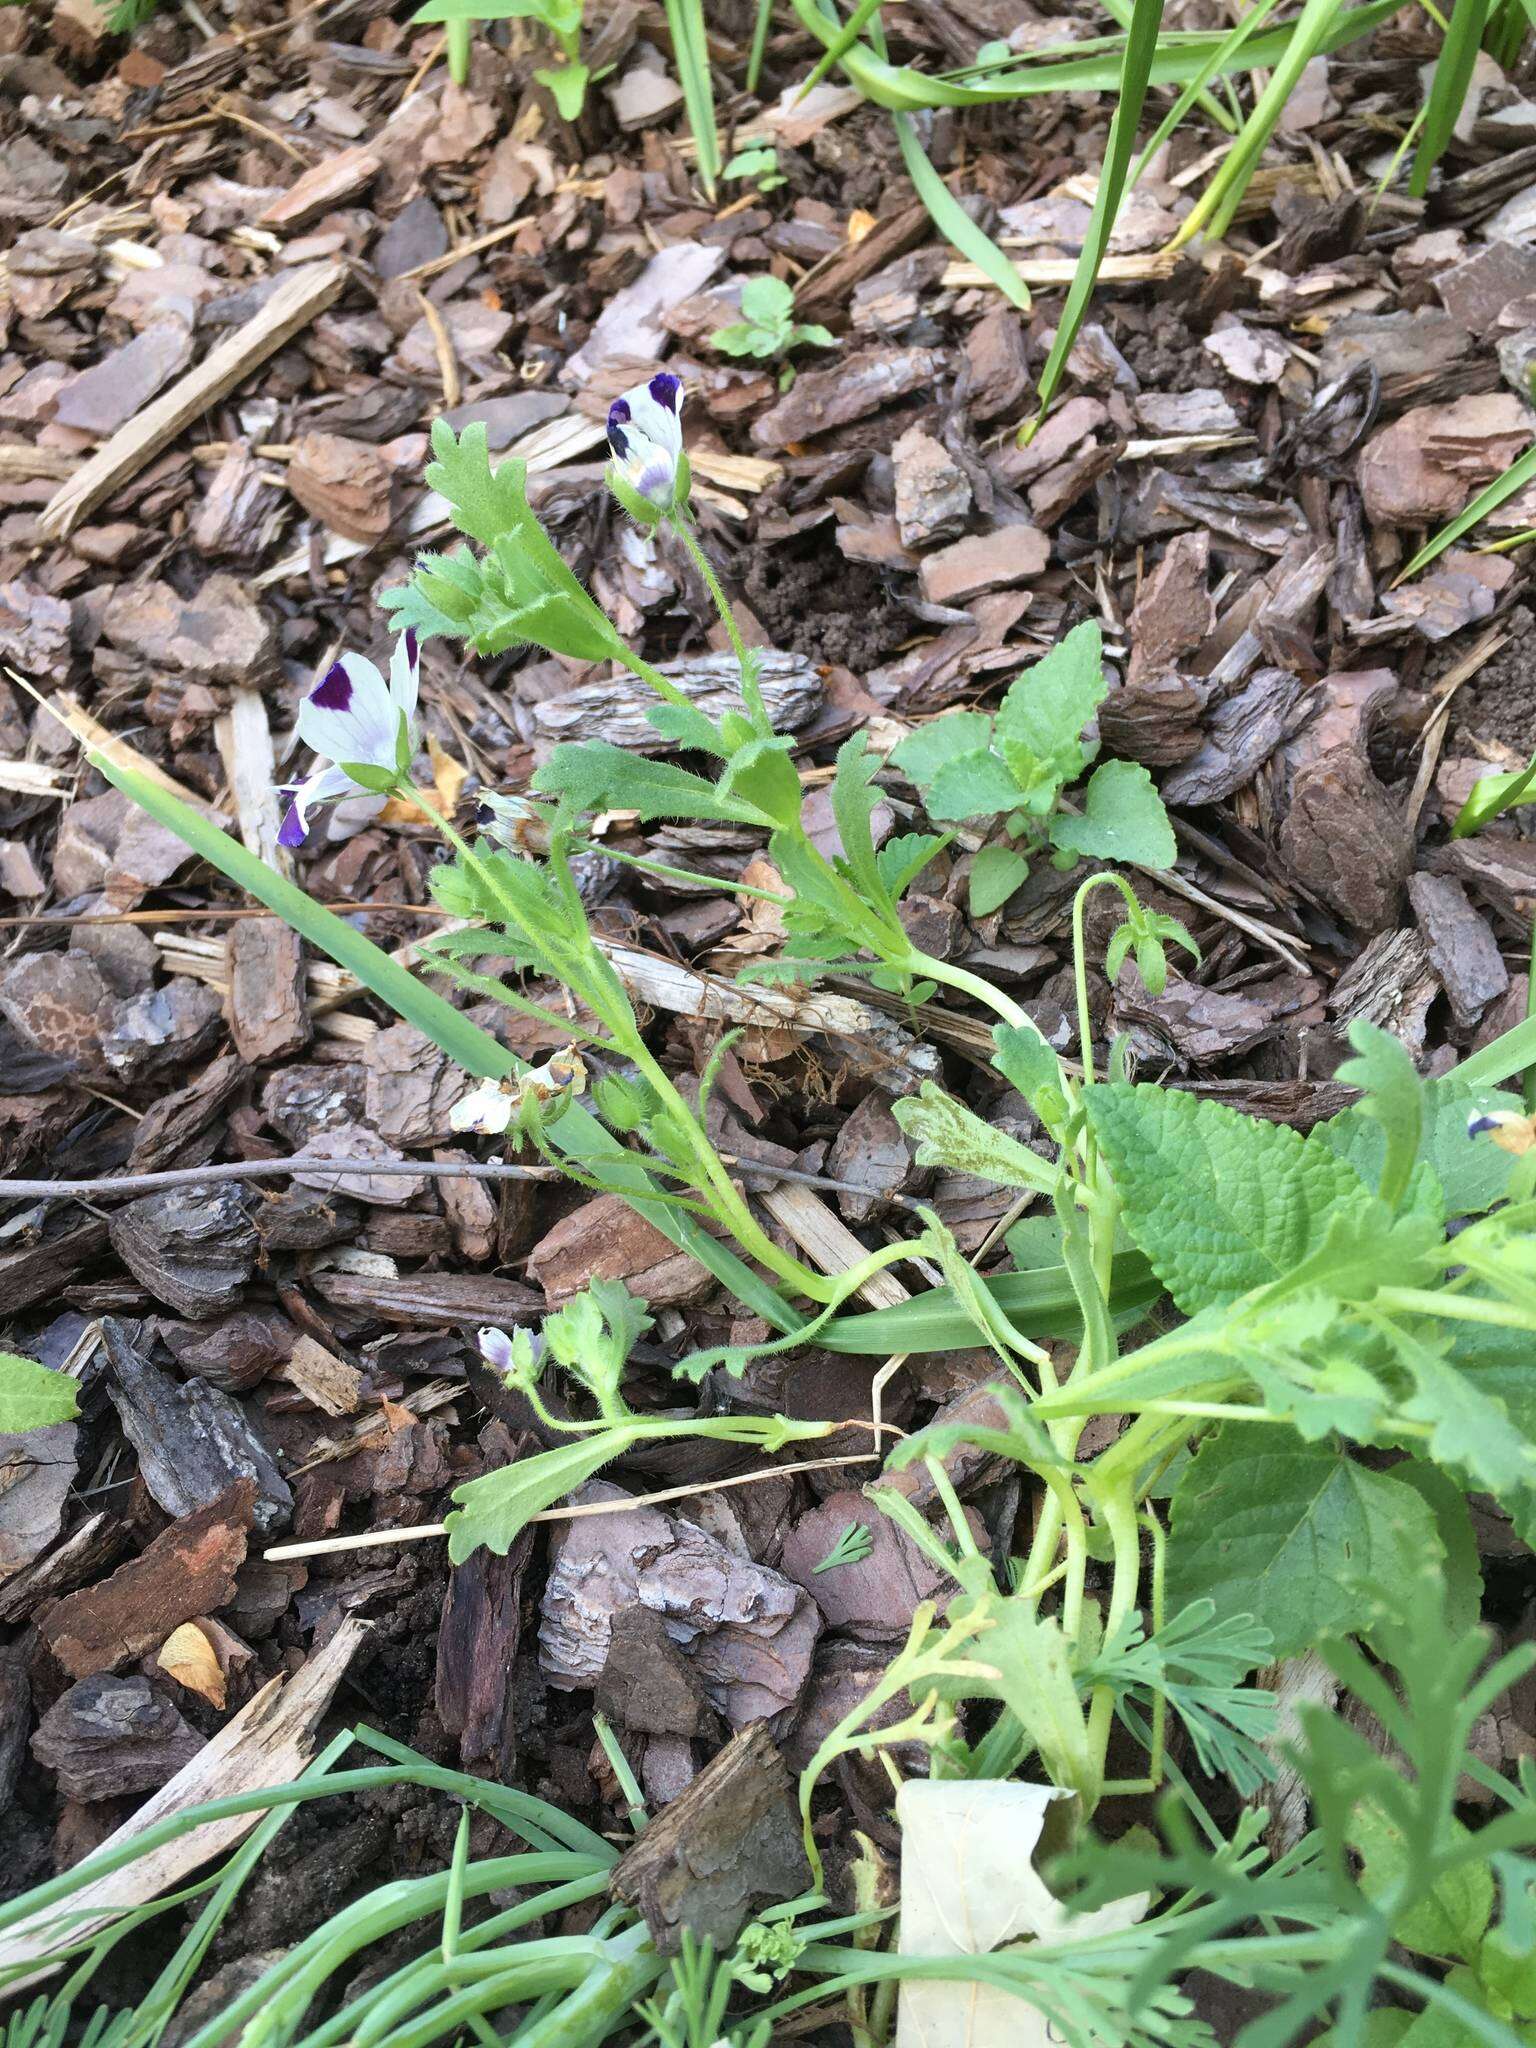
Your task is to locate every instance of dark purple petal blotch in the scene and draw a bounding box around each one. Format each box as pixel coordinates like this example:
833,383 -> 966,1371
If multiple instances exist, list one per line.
311,662 -> 353,711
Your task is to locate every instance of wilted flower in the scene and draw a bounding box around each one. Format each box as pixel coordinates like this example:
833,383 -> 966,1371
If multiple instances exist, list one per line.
605,371 -> 688,520
476,790 -> 546,855
449,1048 -> 589,1137
278,632 -> 420,848
1468,1107 -> 1536,1156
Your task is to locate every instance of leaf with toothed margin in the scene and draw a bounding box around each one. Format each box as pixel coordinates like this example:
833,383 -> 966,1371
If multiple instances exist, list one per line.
1082,1082 -> 1373,1313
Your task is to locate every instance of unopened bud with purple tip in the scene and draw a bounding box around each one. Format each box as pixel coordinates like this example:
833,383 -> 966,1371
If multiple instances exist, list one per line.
605,371 -> 690,523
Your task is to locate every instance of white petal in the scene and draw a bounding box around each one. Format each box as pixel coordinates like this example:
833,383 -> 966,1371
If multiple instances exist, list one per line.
449,1084 -> 514,1135
618,373 -> 684,460
277,761 -> 358,846
296,652 -> 399,769
478,1327 -> 517,1373
389,630 -> 420,726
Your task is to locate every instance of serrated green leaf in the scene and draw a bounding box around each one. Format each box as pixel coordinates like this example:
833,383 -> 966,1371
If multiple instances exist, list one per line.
740,273 -> 794,326
991,1021 -> 1065,1105
1315,1077 -> 1524,1221
970,843 -> 1030,916
645,700 -> 729,757
1050,758 -> 1176,870
876,830 -> 946,901
719,737 -> 805,829
0,1355 -> 78,1433
889,711 -> 993,789
1353,1798 -> 1493,1964
925,748 -> 1026,821
994,620 -> 1106,800
1082,1082 -> 1370,1313
1334,1020 -> 1425,1213
1389,1462 -> 1483,1639
1166,1425 -> 1446,1656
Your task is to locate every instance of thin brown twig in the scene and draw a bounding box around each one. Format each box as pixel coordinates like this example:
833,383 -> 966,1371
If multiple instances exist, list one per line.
0,1151 -> 926,1210
0,904 -> 452,930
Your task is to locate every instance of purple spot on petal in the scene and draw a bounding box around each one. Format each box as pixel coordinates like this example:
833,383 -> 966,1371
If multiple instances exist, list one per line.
312,662 -> 352,711
606,398 -> 631,460
404,628 -> 419,668
649,372 -> 680,413
278,802 -> 307,848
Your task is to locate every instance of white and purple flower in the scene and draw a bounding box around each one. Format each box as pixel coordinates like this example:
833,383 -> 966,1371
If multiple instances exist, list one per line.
605,371 -> 687,518
278,632 -> 420,848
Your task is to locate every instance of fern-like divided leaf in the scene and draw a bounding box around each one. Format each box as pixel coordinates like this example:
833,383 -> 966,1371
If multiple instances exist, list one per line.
383,421 -> 626,663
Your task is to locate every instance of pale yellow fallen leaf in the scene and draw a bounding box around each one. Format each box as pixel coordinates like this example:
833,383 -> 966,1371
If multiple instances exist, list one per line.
157,1620 -> 226,1710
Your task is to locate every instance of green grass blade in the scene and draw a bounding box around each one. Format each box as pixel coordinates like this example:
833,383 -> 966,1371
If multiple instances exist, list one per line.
1099,0 -> 1234,133
1398,442 -> 1536,580
86,753 -> 805,1334
93,754 -> 515,1082
1410,0 -> 1494,195
1127,0 -> 1283,188
889,107 -> 1030,308
1454,1014 -> 1536,1090
747,0 -> 774,90
786,0 -> 1398,105
1026,0 -> 1164,432
1178,0 -> 1346,243
796,0 -> 885,101
663,0 -> 720,197
859,0 -> 1028,307
816,1250 -> 1161,1352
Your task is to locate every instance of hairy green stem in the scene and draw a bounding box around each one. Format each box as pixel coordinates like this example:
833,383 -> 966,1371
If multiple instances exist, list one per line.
669,514 -> 769,729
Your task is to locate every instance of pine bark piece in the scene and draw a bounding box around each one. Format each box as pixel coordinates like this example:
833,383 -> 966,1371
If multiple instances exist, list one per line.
0,1219 -> 110,1314
794,202 -> 929,323
529,648 -> 821,748
259,146 -> 381,230
781,1489 -> 967,1641
1280,745 -> 1412,936
104,1322 -> 292,1533
435,1438 -> 530,1776
596,1607 -> 719,1740
0,1422 -> 77,1584
751,345 -> 941,450
32,1675 -> 204,1801
226,919 -> 310,1065
40,1482 -> 256,1680
891,424 -> 971,549
541,1482 -> 820,1731
609,1723 -> 809,1952
39,262 -> 346,541
308,1268 -> 542,1327
1408,872 -> 1510,1028
285,430 -> 395,542
107,1182 -> 259,1318
917,525 -> 1050,606
526,1194 -> 712,1308
214,689 -> 290,877
0,1513 -> 129,1628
